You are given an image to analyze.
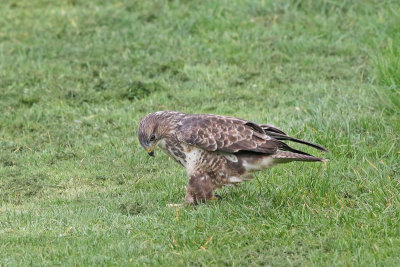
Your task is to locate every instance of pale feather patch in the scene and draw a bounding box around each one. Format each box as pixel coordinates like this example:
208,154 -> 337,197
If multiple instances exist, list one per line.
184,147 -> 204,173
243,156 -> 275,171
221,153 -> 238,162
228,176 -> 243,183
157,139 -> 166,149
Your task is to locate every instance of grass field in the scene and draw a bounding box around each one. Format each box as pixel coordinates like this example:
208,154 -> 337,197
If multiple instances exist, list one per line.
1,0 -> 399,265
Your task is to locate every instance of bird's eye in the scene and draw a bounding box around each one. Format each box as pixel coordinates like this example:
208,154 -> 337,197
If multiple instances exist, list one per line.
149,135 -> 156,142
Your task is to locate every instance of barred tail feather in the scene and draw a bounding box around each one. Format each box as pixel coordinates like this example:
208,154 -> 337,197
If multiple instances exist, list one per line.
272,151 -> 327,163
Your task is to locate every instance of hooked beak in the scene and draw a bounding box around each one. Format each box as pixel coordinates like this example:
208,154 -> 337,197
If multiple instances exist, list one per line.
146,148 -> 154,157
145,141 -> 157,157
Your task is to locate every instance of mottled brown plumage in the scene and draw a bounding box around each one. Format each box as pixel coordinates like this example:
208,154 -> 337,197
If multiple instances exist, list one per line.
138,111 -> 327,205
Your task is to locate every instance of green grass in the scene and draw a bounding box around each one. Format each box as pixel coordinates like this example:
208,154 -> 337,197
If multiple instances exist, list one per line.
1,0 -> 399,265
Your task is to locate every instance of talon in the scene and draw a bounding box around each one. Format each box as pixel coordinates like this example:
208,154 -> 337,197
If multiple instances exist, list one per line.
213,194 -> 222,201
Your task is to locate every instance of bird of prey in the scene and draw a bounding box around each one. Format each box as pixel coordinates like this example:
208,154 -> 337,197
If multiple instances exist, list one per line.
138,111 -> 327,205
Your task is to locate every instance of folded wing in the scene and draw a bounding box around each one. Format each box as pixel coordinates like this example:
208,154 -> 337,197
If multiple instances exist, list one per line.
176,114 -> 326,156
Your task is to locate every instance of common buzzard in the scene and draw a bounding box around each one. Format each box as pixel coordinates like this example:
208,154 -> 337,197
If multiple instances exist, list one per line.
138,111 -> 327,205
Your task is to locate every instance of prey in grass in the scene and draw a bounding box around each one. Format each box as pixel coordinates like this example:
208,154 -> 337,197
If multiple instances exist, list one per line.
138,111 -> 328,205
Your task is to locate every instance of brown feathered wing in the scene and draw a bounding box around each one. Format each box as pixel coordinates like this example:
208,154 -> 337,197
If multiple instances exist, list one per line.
176,114 -> 316,156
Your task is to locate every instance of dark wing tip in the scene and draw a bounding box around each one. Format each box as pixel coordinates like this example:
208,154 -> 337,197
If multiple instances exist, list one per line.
308,142 -> 328,152
259,124 -> 328,152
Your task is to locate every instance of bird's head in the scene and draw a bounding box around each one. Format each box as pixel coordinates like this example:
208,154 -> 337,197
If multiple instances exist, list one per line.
138,111 -> 185,157
138,113 -> 160,157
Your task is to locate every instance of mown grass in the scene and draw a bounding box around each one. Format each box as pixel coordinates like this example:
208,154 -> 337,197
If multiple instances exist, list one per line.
0,0 -> 399,266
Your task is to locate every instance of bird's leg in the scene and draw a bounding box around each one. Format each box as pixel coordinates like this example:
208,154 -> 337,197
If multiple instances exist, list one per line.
185,172 -> 217,205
